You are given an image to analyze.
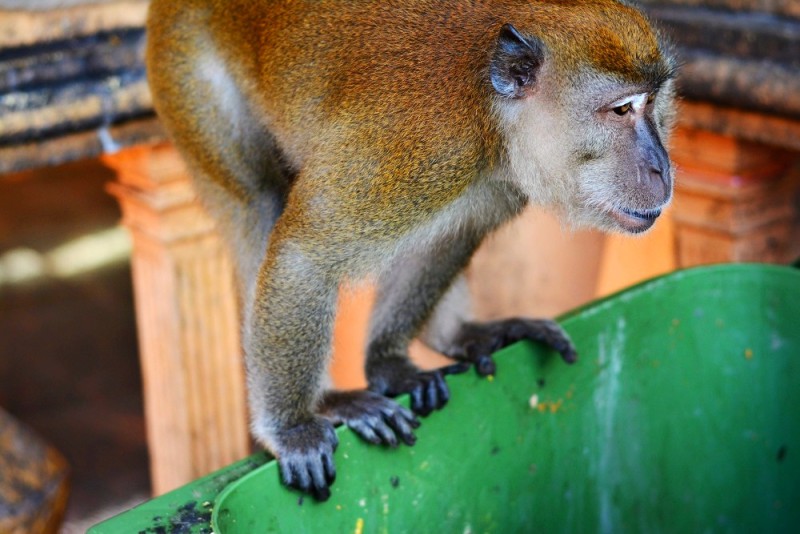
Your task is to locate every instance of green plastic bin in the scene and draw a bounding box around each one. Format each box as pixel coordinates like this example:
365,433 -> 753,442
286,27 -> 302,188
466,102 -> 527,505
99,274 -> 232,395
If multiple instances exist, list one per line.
90,264 -> 799,533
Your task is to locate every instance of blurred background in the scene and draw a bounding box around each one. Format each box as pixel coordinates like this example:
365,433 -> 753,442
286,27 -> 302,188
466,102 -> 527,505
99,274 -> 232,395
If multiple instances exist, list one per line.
1,0 -> 798,531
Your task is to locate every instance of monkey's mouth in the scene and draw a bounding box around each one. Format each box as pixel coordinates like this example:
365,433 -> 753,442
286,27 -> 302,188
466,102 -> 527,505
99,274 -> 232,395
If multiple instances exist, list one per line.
609,206 -> 662,234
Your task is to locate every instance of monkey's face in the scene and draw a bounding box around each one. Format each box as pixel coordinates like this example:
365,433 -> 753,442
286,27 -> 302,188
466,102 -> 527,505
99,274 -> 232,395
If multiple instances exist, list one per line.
491,20 -> 677,235
499,70 -> 676,235
563,74 -> 676,235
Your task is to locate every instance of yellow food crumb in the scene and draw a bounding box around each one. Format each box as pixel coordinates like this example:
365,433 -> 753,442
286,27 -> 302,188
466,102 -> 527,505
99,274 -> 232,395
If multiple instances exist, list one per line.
355,518 -> 365,534
745,348 -> 753,360
549,399 -> 563,413
487,375 -> 495,382
336,505 -> 343,511
534,399 -> 564,413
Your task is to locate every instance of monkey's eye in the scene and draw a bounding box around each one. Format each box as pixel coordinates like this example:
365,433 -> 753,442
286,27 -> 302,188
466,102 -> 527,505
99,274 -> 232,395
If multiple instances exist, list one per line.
612,102 -> 632,116
646,92 -> 656,104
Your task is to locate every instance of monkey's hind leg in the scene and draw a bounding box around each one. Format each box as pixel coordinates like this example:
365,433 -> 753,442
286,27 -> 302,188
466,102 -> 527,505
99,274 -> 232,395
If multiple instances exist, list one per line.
447,319 -> 578,377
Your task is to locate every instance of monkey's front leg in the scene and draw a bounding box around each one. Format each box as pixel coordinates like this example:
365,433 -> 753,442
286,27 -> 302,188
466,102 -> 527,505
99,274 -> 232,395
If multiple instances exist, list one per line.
248,240 -> 415,501
447,318 -> 578,377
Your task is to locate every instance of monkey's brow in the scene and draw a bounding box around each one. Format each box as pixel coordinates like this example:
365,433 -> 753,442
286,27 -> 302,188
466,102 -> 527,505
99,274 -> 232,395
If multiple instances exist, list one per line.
646,61 -> 678,88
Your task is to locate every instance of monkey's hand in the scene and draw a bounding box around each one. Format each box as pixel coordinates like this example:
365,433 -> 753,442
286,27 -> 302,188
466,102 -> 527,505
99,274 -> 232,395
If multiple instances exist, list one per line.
319,390 -> 420,447
273,416 -> 338,502
366,357 -> 469,417
448,319 -> 577,376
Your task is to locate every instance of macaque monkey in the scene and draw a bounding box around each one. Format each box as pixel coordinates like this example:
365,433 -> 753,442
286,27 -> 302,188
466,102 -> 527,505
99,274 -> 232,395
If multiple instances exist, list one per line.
146,0 -> 676,500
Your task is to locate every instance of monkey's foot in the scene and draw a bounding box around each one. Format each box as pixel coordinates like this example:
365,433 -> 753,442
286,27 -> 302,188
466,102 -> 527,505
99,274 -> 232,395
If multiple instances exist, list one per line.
366,358 -> 469,417
319,390 -> 420,447
273,416 -> 338,501
449,318 -> 577,376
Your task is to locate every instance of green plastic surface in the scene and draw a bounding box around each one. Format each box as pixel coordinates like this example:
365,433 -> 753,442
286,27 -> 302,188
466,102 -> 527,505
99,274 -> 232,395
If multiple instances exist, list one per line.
90,264 -> 800,533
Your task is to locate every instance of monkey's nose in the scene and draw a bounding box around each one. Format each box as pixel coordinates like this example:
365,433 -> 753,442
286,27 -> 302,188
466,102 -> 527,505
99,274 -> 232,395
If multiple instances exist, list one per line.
649,167 -> 664,186
646,164 -> 671,201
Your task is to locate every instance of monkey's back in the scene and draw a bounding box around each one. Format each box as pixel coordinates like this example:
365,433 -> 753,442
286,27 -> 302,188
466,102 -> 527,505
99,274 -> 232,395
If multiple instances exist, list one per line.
147,0 -> 666,228
231,0 -> 503,198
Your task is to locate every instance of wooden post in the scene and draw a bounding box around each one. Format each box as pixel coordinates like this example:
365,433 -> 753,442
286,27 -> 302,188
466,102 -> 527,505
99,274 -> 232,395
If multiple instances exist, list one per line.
670,128 -> 800,266
104,143 -> 249,495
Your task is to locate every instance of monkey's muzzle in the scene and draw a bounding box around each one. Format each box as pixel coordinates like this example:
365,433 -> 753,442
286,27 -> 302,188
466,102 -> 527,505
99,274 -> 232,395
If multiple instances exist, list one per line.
611,206 -> 662,234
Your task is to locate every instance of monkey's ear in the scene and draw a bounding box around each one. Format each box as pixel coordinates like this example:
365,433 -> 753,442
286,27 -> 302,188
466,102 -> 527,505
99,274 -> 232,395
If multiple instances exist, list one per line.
490,24 -> 545,98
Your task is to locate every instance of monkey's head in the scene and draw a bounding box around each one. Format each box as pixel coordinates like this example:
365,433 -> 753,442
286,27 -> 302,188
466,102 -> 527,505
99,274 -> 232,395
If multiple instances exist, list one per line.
491,1 -> 677,234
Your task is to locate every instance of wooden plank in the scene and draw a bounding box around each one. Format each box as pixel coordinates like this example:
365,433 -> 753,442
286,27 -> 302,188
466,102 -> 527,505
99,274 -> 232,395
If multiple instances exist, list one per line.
670,127 -> 800,266
0,408 -> 69,534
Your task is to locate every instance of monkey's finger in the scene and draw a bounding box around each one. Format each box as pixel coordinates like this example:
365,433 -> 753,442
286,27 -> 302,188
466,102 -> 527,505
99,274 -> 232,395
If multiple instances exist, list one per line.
311,484 -> 331,502
381,403 -> 420,429
283,459 -> 311,493
541,332 -> 577,364
555,340 -> 578,364
372,419 -> 399,447
279,459 -> 298,488
308,458 -> 328,492
410,386 -> 432,416
436,373 -> 450,406
560,348 -> 578,364
325,423 -> 340,450
322,451 -> 336,484
439,362 -> 471,376
349,419 -> 383,445
385,411 -> 418,446
476,355 -> 496,377
304,456 -> 334,502
424,373 -> 447,412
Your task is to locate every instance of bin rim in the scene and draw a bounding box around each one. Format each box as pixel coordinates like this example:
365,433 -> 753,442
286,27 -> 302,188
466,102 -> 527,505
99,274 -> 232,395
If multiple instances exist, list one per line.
556,262 -> 799,325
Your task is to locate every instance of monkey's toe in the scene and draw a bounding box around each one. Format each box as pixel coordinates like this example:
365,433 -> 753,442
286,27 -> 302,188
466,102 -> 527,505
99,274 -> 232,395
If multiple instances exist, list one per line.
406,370 -> 450,416
319,390 -> 419,447
450,318 -> 578,373
366,358 -> 457,417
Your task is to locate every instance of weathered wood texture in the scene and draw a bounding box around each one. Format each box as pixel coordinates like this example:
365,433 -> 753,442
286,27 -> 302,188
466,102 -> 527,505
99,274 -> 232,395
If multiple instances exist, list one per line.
0,408 -> 69,534
642,0 -> 800,152
670,127 -> 800,266
104,145 -> 249,495
0,1 -> 156,174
